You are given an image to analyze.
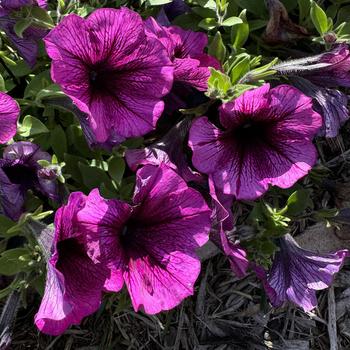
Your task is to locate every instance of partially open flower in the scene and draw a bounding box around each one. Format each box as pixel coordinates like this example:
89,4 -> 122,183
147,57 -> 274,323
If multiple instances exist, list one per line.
264,234 -> 348,311
0,142 -> 59,220
44,8 -> 173,144
35,192 -> 109,336
209,177 -> 249,278
189,84 -> 322,200
273,44 -> 350,88
0,92 -> 19,144
0,0 -> 47,16
77,164 -> 211,314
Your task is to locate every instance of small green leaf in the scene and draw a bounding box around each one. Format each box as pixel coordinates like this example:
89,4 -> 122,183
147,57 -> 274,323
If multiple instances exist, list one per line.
0,215 -> 16,237
147,0 -> 172,5
0,73 -> 5,92
310,0 -> 329,35
50,125 -> 67,161
230,56 -> 250,84
221,16 -> 242,27
19,115 -> 49,137
283,189 -> 312,216
208,32 -> 226,63
0,248 -> 30,276
30,7 -> 54,28
198,18 -> 219,30
78,163 -> 111,190
108,157 -> 125,186
231,10 -> 249,50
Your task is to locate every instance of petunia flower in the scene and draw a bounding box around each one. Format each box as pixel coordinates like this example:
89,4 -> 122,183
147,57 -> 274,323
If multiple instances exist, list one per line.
44,8 -> 174,145
145,17 -> 219,113
157,0 -> 190,26
0,17 -> 47,68
77,164 -> 211,314
35,192 -> 109,335
125,117 -> 203,183
0,142 -> 59,220
263,234 -> 348,311
273,44 -> 350,88
0,0 -> 47,15
0,92 -> 19,144
189,84 -> 322,200
291,76 -> 349,138
209,177 -> 249,277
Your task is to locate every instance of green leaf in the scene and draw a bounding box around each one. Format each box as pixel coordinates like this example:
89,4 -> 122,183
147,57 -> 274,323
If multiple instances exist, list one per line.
298,0 -> 311,22
191,7 -> 216,18
283,189 -> 312,216
208,32 -> 226,63
198,18 -> 219,30
50,125 -> 67,161
230,56 -> 250,84
30,7 -> 54,28
0,248 -> 30,276
234,0 -> 268,18
24,70 -> 51,99
14,18 -> 32,38
0,73 -> 5,92
19,115 -> 49,137
0,215 -> 16,237
78,163 -> 110,190
197,0 -> 216,10
35,84 -> 64,107
310,0 -> 329,35
147,0 -> 172,5
64,153 -> 88,183
221,16 -> 242,27
231,10 -> 249,50
108,157 -> 125,186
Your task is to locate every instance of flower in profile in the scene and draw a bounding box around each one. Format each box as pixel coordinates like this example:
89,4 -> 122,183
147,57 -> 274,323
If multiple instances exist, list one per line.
35,192 -> 109,335
126,117 -> 203,183
263,234 -> 348,311
189,84 -> 322,200
0,92 -> 19,144
145,17 -> 219,113
0,142 -> 59,220
273,44 -> 350,88
77,164 -> 211,314
44,8 -> 173,145
291,76 -> 349,138
209,177 -> 249,277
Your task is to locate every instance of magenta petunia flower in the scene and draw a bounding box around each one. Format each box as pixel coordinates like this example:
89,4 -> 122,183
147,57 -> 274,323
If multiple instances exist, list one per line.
35,192 -> 109,335
189,84 -> 322,200
209,177 -> 249,277
0,92 -> 19,144
263,234 -> 348,311
44,8 -> 174,144
126,117 -> 203,183
145,18 -> 219,92
77,164 -> 211,314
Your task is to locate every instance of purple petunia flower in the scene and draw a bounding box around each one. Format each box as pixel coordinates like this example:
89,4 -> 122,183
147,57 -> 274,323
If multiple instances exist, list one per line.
0,0 -> 47,15
0,142 -> 59,220
291,77 -> 349,138
0,17 -> 47,68
145,17 -> 219,113
44,8 -> 174,145
263,234 -> 348,311
209,177 -> 249,277
77,164 -> 211,314
0,92 -> 19,144
145,17 -> 219,92
274,44 -> 350,88
157,0 -> 190,26
189,84 -> 322,200
35,192 -> 109,335
126,117 -> 203,183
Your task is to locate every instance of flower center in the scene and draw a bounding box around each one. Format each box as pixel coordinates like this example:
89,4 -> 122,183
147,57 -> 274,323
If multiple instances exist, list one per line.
231,118 -> 274,146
